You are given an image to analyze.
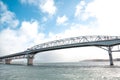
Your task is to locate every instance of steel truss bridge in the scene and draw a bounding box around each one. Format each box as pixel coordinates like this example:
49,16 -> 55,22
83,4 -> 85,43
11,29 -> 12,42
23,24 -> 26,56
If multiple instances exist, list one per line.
0,35 -> 120,66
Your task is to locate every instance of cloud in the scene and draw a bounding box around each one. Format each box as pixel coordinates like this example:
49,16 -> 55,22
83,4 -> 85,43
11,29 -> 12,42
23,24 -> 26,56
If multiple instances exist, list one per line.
75,0 -> 89,21
20,21 -> 39,39
0,20 -> 45,56
85,0 -> 120,35
20,0 -> 57,16
0,1 -> 19,28
40,0 -> 56,16
75,0 -> 120,35
75,0 -> 86,17
19,20 -> 45,44
56,15 -> 68,25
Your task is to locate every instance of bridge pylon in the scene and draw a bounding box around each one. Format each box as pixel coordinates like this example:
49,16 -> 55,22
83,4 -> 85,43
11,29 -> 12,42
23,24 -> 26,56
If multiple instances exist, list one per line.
5,59 -> 12,64
27,54 -> 34,65
108,46 -> 114,66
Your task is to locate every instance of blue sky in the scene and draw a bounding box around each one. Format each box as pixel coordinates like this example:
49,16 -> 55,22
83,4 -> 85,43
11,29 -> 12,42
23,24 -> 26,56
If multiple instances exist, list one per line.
0,0 -> 120,62
1,0 -> 93,34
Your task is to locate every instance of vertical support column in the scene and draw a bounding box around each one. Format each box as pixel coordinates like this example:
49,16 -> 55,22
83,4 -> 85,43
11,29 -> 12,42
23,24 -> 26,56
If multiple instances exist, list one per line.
108,46 -> 114,66
27,54 -> 34,65
0,59 -> 2,62
0,59 -> 3,63
5,59 -> 12,64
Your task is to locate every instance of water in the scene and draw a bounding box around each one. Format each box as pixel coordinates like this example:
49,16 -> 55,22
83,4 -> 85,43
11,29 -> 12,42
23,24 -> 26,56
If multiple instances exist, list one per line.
0,62 -> 120,80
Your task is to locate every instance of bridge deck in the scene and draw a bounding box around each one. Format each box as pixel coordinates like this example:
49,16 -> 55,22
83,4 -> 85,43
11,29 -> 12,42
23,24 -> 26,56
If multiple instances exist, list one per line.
0,36 -> 120,59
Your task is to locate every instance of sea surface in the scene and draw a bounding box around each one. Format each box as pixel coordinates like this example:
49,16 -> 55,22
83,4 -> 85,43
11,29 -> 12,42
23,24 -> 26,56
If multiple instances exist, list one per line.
0,61 -> 120,80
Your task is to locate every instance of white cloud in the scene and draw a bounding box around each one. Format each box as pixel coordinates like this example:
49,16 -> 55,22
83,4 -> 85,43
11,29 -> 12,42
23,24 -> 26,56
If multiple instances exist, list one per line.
56,15 -> 68,25
40,0 -> 56,16
75,0 -> 88,21
75,0 -> 86,17
19,20 -> 45,44
86,0 -> 120,35
20,0 -> 57,16
0,20 -> 45,56
20,21 -> 38,39
75,0 -> 120,35
48,23 -> 98,40
0,1 -> 19,28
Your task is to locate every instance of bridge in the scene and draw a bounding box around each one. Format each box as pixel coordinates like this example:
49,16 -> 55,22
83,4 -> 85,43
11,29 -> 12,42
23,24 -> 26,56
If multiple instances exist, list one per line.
0,35 -> 120,66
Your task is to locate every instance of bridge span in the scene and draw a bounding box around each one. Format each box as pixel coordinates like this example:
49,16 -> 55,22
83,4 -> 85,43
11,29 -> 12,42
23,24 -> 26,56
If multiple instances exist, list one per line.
0,35 -> 120,66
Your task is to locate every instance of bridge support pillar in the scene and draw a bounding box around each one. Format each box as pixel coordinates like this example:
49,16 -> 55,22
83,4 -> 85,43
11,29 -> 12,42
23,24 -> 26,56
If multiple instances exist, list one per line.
0,59 -> 2,62
108,47 -> 114,66
27,55 -> 34,65
0,59 -> 3,63
5,59 -> 12,64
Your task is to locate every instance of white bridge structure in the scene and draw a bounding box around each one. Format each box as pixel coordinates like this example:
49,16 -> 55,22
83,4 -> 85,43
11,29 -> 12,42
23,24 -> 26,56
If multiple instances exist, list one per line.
0,35 -> 120,66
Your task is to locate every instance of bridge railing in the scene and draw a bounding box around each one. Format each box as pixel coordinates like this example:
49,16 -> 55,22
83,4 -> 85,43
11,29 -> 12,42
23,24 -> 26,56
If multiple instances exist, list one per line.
28,36 -> 120,51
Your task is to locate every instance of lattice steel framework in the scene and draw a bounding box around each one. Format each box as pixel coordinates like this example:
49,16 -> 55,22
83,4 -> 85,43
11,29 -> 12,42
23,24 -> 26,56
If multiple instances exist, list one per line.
28,35 -> 120,51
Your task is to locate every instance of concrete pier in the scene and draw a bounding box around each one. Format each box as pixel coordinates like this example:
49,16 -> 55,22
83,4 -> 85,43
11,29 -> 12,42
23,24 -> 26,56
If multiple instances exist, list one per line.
5,59 -> 12,64
0,59 -> 2,62
27,55 -> 34,65
108,47 -> 114,66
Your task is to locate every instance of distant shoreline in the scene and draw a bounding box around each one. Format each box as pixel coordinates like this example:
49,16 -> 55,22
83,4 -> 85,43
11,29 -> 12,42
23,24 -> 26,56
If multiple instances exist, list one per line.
82,58 -> 120,62
0,58 -> 120,64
